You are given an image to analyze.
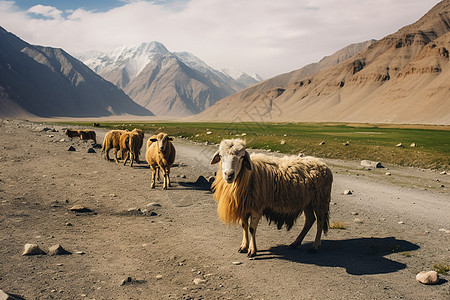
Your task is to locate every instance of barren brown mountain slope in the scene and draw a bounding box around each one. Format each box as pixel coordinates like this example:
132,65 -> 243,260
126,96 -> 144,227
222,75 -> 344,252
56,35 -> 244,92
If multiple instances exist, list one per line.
195,1 -> 450,125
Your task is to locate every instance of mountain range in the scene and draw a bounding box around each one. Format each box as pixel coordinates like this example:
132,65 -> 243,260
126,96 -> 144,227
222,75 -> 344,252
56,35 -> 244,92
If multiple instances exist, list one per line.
195,0 -> 450,125
0,27 -> 152,118
79,43 -> 261,116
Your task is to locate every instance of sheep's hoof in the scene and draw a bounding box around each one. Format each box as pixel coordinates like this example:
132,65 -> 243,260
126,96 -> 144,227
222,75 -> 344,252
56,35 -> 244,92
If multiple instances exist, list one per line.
162,187 -> 167,190
238,247 -> 248,253
247,251 -> 256,258
151,185 -> 155,189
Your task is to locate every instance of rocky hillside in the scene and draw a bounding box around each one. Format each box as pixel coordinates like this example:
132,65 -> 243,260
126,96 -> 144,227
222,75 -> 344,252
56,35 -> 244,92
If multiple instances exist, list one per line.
196,0 -> 450,125
80,42 -> 261,116
0,27 -> 153,118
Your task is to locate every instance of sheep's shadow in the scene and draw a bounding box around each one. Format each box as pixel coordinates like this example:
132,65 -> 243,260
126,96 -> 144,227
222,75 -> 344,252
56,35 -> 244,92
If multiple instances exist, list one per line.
178,181 -> 212,191
254,237 -> 419,275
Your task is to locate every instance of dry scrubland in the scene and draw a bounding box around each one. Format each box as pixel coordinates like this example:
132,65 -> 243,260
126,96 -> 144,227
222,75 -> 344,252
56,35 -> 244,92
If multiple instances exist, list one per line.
0,119 -> 449,300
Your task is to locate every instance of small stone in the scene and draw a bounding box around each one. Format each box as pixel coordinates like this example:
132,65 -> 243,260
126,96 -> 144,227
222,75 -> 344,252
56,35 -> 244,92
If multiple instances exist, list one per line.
69,205 -> 92,213
351,212 -> 358,215
343,141 -> 349,146
241,133 -> 247,136
398,221 -> 405,224
87,148 -> 96,153
193,278 -> 207,285
48,244 -> 71,256
354,218 -> 363,223
110,194 -> 117,197
195,175 -> 209,185
410,143 -> 417,147
127,207 -> 143,215
206,131 -> 212,135
181,174 -> 186,179
120,277 -> 132,286
280,139 -> 286,145
318,141 -> 325,145
440,171 -> 447,175
232,261 -> 242,265
344,190 -> 352,195
396,143 -> 404,148
155,275 -> 163,280
438,228 -> 450,234
147,202 -> 161,208
22,243 -> 46,256
65,222 -> 73,226
385,172 -> 391,176
416,271 -> 439,285
67,146 -> 76,151
74,251 -> 85,255
361,160 -> 383,168
59,139 -> 65,142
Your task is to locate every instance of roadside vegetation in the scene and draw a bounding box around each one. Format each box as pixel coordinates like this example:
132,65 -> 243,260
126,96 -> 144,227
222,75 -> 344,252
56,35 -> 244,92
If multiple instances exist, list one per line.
58,121 -> 450,170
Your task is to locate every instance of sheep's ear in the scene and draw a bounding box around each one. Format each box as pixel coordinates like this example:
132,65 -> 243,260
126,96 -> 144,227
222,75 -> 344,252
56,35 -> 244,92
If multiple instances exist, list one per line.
243,151 -> 252,170
168,137 -> 174,141
210,150 -> 221,165
150,138 -> 157,142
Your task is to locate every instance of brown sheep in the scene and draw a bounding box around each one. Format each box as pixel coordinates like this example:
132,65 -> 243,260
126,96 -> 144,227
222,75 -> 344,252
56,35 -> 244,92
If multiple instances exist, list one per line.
79,129 -> 97,144
66,129 -> 96,143
66,129 -> 81,139
210,139 -> 333,258
145,132 -> 176,190
119,129 -> 144,167
102,129 -> 128,162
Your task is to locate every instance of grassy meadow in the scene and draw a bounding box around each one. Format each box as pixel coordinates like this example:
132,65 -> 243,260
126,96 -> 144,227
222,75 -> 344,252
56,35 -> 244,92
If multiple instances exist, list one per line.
60,121 -> 450,170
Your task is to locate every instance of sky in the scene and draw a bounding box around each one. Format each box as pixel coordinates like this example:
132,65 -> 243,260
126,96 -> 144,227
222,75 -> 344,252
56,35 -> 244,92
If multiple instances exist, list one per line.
0,0 -> 442,78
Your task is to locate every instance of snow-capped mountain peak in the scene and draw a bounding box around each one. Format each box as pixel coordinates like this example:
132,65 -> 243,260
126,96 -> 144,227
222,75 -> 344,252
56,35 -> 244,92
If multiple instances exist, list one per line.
79,41 -> 171,86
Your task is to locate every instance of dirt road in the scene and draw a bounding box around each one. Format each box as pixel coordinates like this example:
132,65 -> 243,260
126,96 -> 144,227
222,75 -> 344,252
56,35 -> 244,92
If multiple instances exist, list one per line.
0,119 -> 449,299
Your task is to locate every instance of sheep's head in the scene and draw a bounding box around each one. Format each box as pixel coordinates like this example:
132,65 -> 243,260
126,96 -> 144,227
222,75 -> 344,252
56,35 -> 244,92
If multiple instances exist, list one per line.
150,133 -> 174,152
210,139 -> 251,184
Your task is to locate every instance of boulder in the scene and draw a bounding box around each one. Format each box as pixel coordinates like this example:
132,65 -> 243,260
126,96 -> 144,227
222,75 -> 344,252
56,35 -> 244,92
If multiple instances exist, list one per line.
48,244 -> 71,256
361,160 -> 383,168
22,243 -> 46,256
416,271 -> 439,285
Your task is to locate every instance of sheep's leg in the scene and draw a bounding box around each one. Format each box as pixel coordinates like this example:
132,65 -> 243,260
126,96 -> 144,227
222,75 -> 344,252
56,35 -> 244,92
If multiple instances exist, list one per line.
311,211 -> 326,252
130,152 -> 134,167
113,148 -> 120,163
105,148 -> 110,160
248,212 -> 262,258
162,168 -> 168,190
238,216 -> 249,253
167,168 -> 172,187
289,204 -> 316,249
157,168 -> 162,183
123,151 -> 129,166
150,167 -> 157,189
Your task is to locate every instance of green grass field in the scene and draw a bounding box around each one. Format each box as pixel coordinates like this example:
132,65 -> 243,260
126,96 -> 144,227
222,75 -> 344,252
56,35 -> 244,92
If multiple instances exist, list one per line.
60,121 -> 450,170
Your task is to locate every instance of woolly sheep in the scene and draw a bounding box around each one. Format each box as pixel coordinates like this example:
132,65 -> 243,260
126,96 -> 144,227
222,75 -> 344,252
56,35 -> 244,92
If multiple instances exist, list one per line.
210,139 -> 333,258
119,128 -> 144,167
66,129 -> 96,143
102,129 -> 128,162
145,132 -> 176,190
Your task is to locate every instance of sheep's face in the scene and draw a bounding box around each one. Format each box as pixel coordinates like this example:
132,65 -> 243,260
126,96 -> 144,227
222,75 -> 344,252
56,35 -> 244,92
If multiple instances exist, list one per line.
211,139 -> 251,184
150,133 -> 174,152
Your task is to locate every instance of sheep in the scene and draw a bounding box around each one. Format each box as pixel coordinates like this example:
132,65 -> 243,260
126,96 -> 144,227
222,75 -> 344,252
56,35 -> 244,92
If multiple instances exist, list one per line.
66,129 -> 96,143
119,128 -> 144,167
102,129 -> 128,162
145,132 -> 176,190
79,129 -> 97,144
65,129 -> 81,139
210,139 -> 333,258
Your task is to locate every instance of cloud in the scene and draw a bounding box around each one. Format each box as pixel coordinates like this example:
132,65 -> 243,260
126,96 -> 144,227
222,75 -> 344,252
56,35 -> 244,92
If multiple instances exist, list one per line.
0,0 -> 442,78
27,4 -> 63,20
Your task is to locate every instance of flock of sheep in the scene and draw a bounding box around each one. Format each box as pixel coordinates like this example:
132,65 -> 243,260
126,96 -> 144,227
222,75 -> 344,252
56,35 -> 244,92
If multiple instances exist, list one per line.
66,128 -> 333,258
